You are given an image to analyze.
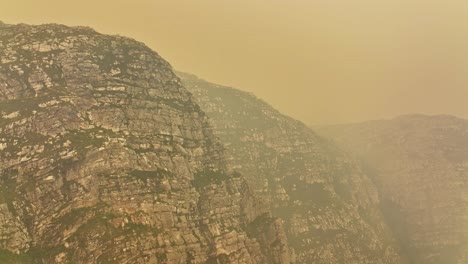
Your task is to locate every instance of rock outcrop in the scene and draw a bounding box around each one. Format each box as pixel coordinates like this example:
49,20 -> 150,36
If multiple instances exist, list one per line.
0,23 -> 291,263
178,72 -> 406,264
317,114 -> 468,264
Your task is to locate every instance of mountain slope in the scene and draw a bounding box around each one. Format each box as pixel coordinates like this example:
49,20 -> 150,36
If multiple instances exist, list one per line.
178,72 -> 406,264
0,23 -> 291,263
317,114 -> 468,264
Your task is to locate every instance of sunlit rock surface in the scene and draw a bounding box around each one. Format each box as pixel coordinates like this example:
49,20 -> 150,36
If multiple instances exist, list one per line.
318,114 -> 468,264
0,23 -> 292,263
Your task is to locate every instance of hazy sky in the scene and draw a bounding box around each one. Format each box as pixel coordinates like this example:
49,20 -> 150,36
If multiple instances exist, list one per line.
2,0 -> 468,124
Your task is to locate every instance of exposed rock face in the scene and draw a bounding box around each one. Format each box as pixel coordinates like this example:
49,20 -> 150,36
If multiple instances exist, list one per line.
0,23 -> 291,263
317,114 -> 468,264
178,72 -> 406,264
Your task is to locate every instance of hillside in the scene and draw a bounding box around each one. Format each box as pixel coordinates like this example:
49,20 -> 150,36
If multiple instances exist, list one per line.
179,72 -> 406,264
0,23 -> 291,263
318,114 -> 468,264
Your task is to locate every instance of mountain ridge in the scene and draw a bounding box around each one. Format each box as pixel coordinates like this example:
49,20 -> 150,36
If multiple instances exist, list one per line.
178,71 -> 408,264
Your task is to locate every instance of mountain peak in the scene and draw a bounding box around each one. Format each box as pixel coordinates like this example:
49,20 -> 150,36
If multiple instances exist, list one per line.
0,22 -> 290,263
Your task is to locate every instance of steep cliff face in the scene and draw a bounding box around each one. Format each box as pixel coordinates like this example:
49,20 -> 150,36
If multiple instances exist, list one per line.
317,114 -> 468,264
178,72 -> 406,264
0,23 -> 291,263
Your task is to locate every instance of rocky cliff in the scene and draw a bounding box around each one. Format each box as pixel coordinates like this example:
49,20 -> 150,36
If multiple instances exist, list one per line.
317,114 -> 468,264
0,23 -> 292,263
178,72 -> 406,264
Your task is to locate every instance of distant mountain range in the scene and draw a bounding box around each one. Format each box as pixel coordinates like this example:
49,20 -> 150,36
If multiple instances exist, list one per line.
317,114 -> 468,264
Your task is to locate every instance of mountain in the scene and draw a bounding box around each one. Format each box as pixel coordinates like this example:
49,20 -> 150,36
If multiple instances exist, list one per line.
0,23 -> 292,263
178,72 -> 406,263
317,114 -> 468,264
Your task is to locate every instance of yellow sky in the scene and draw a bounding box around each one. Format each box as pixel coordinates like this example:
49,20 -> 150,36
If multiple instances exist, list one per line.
1,0 -> 468,124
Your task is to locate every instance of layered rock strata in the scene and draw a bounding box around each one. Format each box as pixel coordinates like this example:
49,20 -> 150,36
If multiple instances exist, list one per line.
0,23 -> 290,263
